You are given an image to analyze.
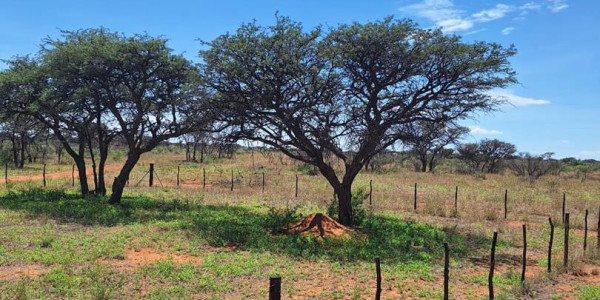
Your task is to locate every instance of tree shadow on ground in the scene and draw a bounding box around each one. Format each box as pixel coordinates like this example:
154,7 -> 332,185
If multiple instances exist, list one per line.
0,188 -> 492,264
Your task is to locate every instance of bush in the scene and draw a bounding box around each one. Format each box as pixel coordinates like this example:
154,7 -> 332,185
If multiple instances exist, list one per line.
265,205 -> 301,234
327,187 -> 367,225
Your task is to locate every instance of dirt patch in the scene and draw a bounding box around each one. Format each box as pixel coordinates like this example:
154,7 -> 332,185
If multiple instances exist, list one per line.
0,263 -> 48,280
103,248 -> 203,272
288,213 -> 352,238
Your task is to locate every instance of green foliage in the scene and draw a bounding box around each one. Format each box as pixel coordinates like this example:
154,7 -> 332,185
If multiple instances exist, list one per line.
327,186 -> 368,226
265,205 -> 301,234
579,285 -> 600,300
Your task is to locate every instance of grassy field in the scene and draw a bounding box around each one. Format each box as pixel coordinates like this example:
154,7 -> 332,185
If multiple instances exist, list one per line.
1,149 -> 600,299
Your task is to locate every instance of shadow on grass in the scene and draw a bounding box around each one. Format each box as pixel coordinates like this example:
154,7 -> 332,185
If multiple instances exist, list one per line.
0,188 -> 488,263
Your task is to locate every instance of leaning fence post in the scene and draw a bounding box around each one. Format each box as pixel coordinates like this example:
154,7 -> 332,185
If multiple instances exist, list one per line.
489,232 -> 498,300
548,217 -> 554,273
521,224 -> 527,282
375,256 -> 381,300
584,209 -> 589,254
43,164 -> 46,187
564,213 -> 570,268
269,276 -> 281,300
149,163 -> 154,187
414,183 -> 417,211
369,179 -> 373,205
444,242 -> 450,300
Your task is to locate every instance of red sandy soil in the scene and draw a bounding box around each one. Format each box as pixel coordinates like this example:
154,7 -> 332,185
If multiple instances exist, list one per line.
102,248 -> 203,272
288,213 -> 352,238
0,263 -> 48,280
7,165 -> 122,182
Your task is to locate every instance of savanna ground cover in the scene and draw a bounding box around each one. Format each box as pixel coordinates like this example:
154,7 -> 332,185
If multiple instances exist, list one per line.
1,148 -> 600,299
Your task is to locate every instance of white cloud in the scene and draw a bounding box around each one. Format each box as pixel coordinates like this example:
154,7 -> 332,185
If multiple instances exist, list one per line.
468,126 -> 503,135
546,0 -> 569,12
501,27 -> 515,35
488,89 -> 551,106
580,150 -> 600,159
472,4 -> 513,22
399,0 -> 568,32
464,28 -> 487,35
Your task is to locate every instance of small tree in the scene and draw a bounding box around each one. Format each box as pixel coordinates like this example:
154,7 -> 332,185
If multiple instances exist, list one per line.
509,152 -> 559,182
403,121 -> 468,172
457,139 -> 516,173
202,17 -> 516,225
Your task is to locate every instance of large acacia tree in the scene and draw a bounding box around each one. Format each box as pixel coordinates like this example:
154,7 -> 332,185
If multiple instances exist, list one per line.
202,16 -> 516,225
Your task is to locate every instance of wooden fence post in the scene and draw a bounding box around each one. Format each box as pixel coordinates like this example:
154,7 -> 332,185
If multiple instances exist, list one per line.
504,189 -> 508,219
71,164 -> 75,187
564,213 -> 570,268
149,163 -> 154,187
262,172 -> 265,193
548,217 -> 554,273
269,276 -> 281,300
4,163 -> 7,185
444,242 -> 450,300
489,232 -> 498,300
375,256 -> 381,300
369,179 -> 373,205
202,167 -> 206,189
562,193 -> 566,223
584,209 -> 589,254
454,186 -> 458,217
43,164 -> 46,187
230,169 -> 234,191
177,165 -> 180,187
414,183 -> 417,211
597,206 -> 600,251
295,174 -> 298,197
521,224 -> 527,282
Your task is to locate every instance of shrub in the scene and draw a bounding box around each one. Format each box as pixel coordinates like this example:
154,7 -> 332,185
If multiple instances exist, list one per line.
265,205 -> 301,234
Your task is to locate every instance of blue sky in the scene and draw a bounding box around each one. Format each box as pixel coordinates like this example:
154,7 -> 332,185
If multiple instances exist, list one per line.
1,0 -> 598,159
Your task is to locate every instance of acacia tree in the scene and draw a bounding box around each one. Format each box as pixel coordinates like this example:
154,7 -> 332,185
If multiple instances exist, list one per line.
509,152 -> 558,182
202,17 -> 516,225
403,121 -> 468,172
457,139 -> 517,173
0,57 -> 94,195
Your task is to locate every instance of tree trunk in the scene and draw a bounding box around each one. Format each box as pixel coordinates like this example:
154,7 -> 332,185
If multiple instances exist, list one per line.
97,143 -> 109,196
335,182 -> 353,226
192,142 -> 197,161
420,155 -> 427,172
109,152 -> 140,204
87,138 -> 98,193
76,139 -> 90,195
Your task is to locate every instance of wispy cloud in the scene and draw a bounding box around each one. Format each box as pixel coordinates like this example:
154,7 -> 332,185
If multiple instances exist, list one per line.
488,89 -> 551,106
501,26 -> 515,35
580,150 -> 600,159
468,126 -> 503,135
399,0 -> 568,32
546,0 -> 569,12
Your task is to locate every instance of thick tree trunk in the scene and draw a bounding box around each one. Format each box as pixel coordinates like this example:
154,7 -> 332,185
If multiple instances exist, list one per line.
97,144 -> 109,196
76,139 -> 90,195
335,182 -> 353,226
109,152 -> 140,204
192,143 -> 197,161
10,136 -> 19,168
420,155 -> 427,172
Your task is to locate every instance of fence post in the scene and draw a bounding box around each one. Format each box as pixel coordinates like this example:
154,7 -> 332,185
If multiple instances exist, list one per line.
43,164 -> 46,187
504,189 -> 508,219
564,213 -> 570,268
489,232 -> 498,300
562,193 -> 566,223
4,163 -> 7,186
584,209 -> 589,254
375,256 -> 381,300
262,172 -> 265,193
597,206 -> 600,251
369,179 -> 373,205
231,169 -> 234,191
149,163 -> 154,187
177,165 -> 180,187
521,224 -> 527,282
269,276 -> 281,300
71,164 -> 75,187
444,242 -> 450,300
454,186 -> 458,217
202,167 -> 206,189
295,174 -> 298,198
548,217 -> 554,273
414,183 -> 417,211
